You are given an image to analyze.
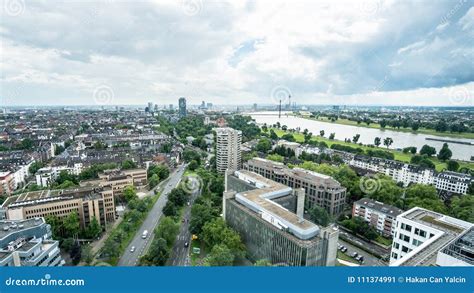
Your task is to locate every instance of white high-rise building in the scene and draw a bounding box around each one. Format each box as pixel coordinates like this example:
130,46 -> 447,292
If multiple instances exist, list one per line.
389,207 -> 473,266
215,127 -> 242,174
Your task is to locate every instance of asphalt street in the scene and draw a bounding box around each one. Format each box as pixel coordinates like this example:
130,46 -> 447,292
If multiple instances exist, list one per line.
338,238 -> 388,266
168,189 -> 200,266
118,164 -> 186,266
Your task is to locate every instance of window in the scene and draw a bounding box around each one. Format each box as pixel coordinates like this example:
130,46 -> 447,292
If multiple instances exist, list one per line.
401,246 -> 410,253
391,252 -> 398,259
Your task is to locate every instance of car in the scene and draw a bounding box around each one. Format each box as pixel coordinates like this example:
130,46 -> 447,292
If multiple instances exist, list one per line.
352,252 -> 358,258
341,246 -> 347,253
184,242 -> 189,247
187,201 -> 190,206
130,246 -> 136,253
142,230 -> 148,239
356,255 -> 364,263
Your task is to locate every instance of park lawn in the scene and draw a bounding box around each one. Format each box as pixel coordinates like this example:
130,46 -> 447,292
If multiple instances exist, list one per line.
297,114 -> 474,140
269,128 -> 474,172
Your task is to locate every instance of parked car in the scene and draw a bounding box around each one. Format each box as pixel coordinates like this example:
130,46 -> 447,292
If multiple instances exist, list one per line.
130,246 -> 136,253
352,252 -> 358,258
184,242 -> 189,247
356,255 -> 364,263
341,246 -> 347,253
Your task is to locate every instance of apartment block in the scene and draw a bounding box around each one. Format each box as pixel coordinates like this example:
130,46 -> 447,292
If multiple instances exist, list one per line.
0,218 -> 64,267
224,170 -> 338,266
352,198 -> 403,237
215,127 -> 242,174
1,186 -> 115,229
244,158 -> 346,216
390,207 -> 472,266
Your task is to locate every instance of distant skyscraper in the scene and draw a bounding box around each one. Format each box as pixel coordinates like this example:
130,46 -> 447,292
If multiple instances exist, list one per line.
179,97 -> 186,118
147,102 -> 153,112
169,104 -> 173,110
253,103 -> 257,111
206,102 -> 213,109
215,127 -> 242,174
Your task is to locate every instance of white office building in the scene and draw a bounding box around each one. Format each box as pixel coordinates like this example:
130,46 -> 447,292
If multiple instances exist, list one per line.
215,127 -> 242,174
390,207 -> 473,266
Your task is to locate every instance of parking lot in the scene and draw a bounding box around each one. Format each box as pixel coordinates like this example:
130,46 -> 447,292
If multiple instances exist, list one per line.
338,239 -> 388,267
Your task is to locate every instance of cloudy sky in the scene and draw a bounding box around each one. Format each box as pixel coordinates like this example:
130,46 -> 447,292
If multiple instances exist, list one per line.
1,0 -> 473,106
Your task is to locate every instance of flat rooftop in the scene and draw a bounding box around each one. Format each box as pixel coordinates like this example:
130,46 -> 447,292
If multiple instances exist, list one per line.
393,207 -> 473,267
2,186 -> 104,209
233,170 -> 319,240
0,218 -> 45,240
355,197 -> 403,218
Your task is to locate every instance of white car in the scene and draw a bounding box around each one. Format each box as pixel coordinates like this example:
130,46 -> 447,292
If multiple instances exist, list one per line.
130,246 -> 136,253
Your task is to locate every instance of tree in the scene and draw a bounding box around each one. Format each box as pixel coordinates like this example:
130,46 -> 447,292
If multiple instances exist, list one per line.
121,160 -> 137,170
447,160 -> 460,172
374,137 -> 381,147
420,145 -> 436,157
303,132 -> 312,144
352,134 -> 360,144
319,130 -> 325,137
201,218 -> 245,259
81,244 -> 94,265
29,161 -> 44,175
281,133 -> 295,142
256,138 -> 272,153
141,238 -> 169,266
123,186 -> 138,203
163,201 -> 178,217
380,119 -> 387,128
63,212 -> 80,238
266,154 -> 284,163
437,143 -> 452,161
84,217 -> 101,239
20,138 -> 34,150
70,240 -> 82,265
188,160 -> 199,171
148,173 -> 160,189
261,124 -> 268,133
383,137 -> 393,149
205,244 -> 234,266
190,203 -> 218,234
160,143 -> 172,153
410,155 -> 436,169
269,129 -> 278,140
328,133 -> 335,140
405,184 -> 446,213
155,217 -> 179,246
309,206 -> 331,227
450,195 -> 473,223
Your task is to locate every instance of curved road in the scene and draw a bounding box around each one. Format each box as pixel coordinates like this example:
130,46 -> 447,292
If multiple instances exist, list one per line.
118,164 -> 186,266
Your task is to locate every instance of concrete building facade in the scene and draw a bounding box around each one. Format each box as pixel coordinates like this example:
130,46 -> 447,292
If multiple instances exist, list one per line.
0,218 -> 64,267
244,158 -> 346,216
352,198 -> 403,237
215,127 -> 242,174
224,170 -> 338,266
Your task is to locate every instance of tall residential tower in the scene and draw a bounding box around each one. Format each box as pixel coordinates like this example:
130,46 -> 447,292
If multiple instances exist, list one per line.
215,127 -> 242,174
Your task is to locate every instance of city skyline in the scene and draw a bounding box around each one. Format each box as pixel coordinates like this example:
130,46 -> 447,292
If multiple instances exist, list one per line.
1,0 -> 473,107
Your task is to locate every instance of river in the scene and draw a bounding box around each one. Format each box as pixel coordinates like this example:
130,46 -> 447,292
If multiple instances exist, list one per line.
248,112 -> 473,161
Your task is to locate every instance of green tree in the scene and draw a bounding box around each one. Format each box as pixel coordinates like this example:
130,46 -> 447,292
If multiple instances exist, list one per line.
123,185 -> 138,203
256,138 -> 272,153
188,160 -> 199,171
269,129 -> 278,140
328,133 -> 335,140
437,143 -> 452,161
190,203 -> 218,234
205,244 -> 234,266
84,217 -> 101,239
28,161 -> 44,174
141,238 -> 169,266
121,160 -> 137,170
420,144 -> 436,157
155,217 -> 180,246
450,195 -> 473,223
374,137 -> 381,147
319,130 -> 325,137
201,218 -> 245,259
266,154 -> 284,163
309,206 -> 331,227
63,212 -> 81,238
447,160 -> 460,172
81,244 -> 94,265
405,184 -> 446,213
149,173 -> 160,189
163,201 -> 178,217
383,137 -> 393,149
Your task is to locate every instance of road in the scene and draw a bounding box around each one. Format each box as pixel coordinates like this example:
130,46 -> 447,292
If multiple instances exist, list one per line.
168,188 -> 201,266
338,239 -> 388,266
118,164 -> 187,266
338,229 -> 390,259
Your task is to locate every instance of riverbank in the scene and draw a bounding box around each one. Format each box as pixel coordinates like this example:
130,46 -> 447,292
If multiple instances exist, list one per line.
296,114 -> 474,140
270,128 -> 474,172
